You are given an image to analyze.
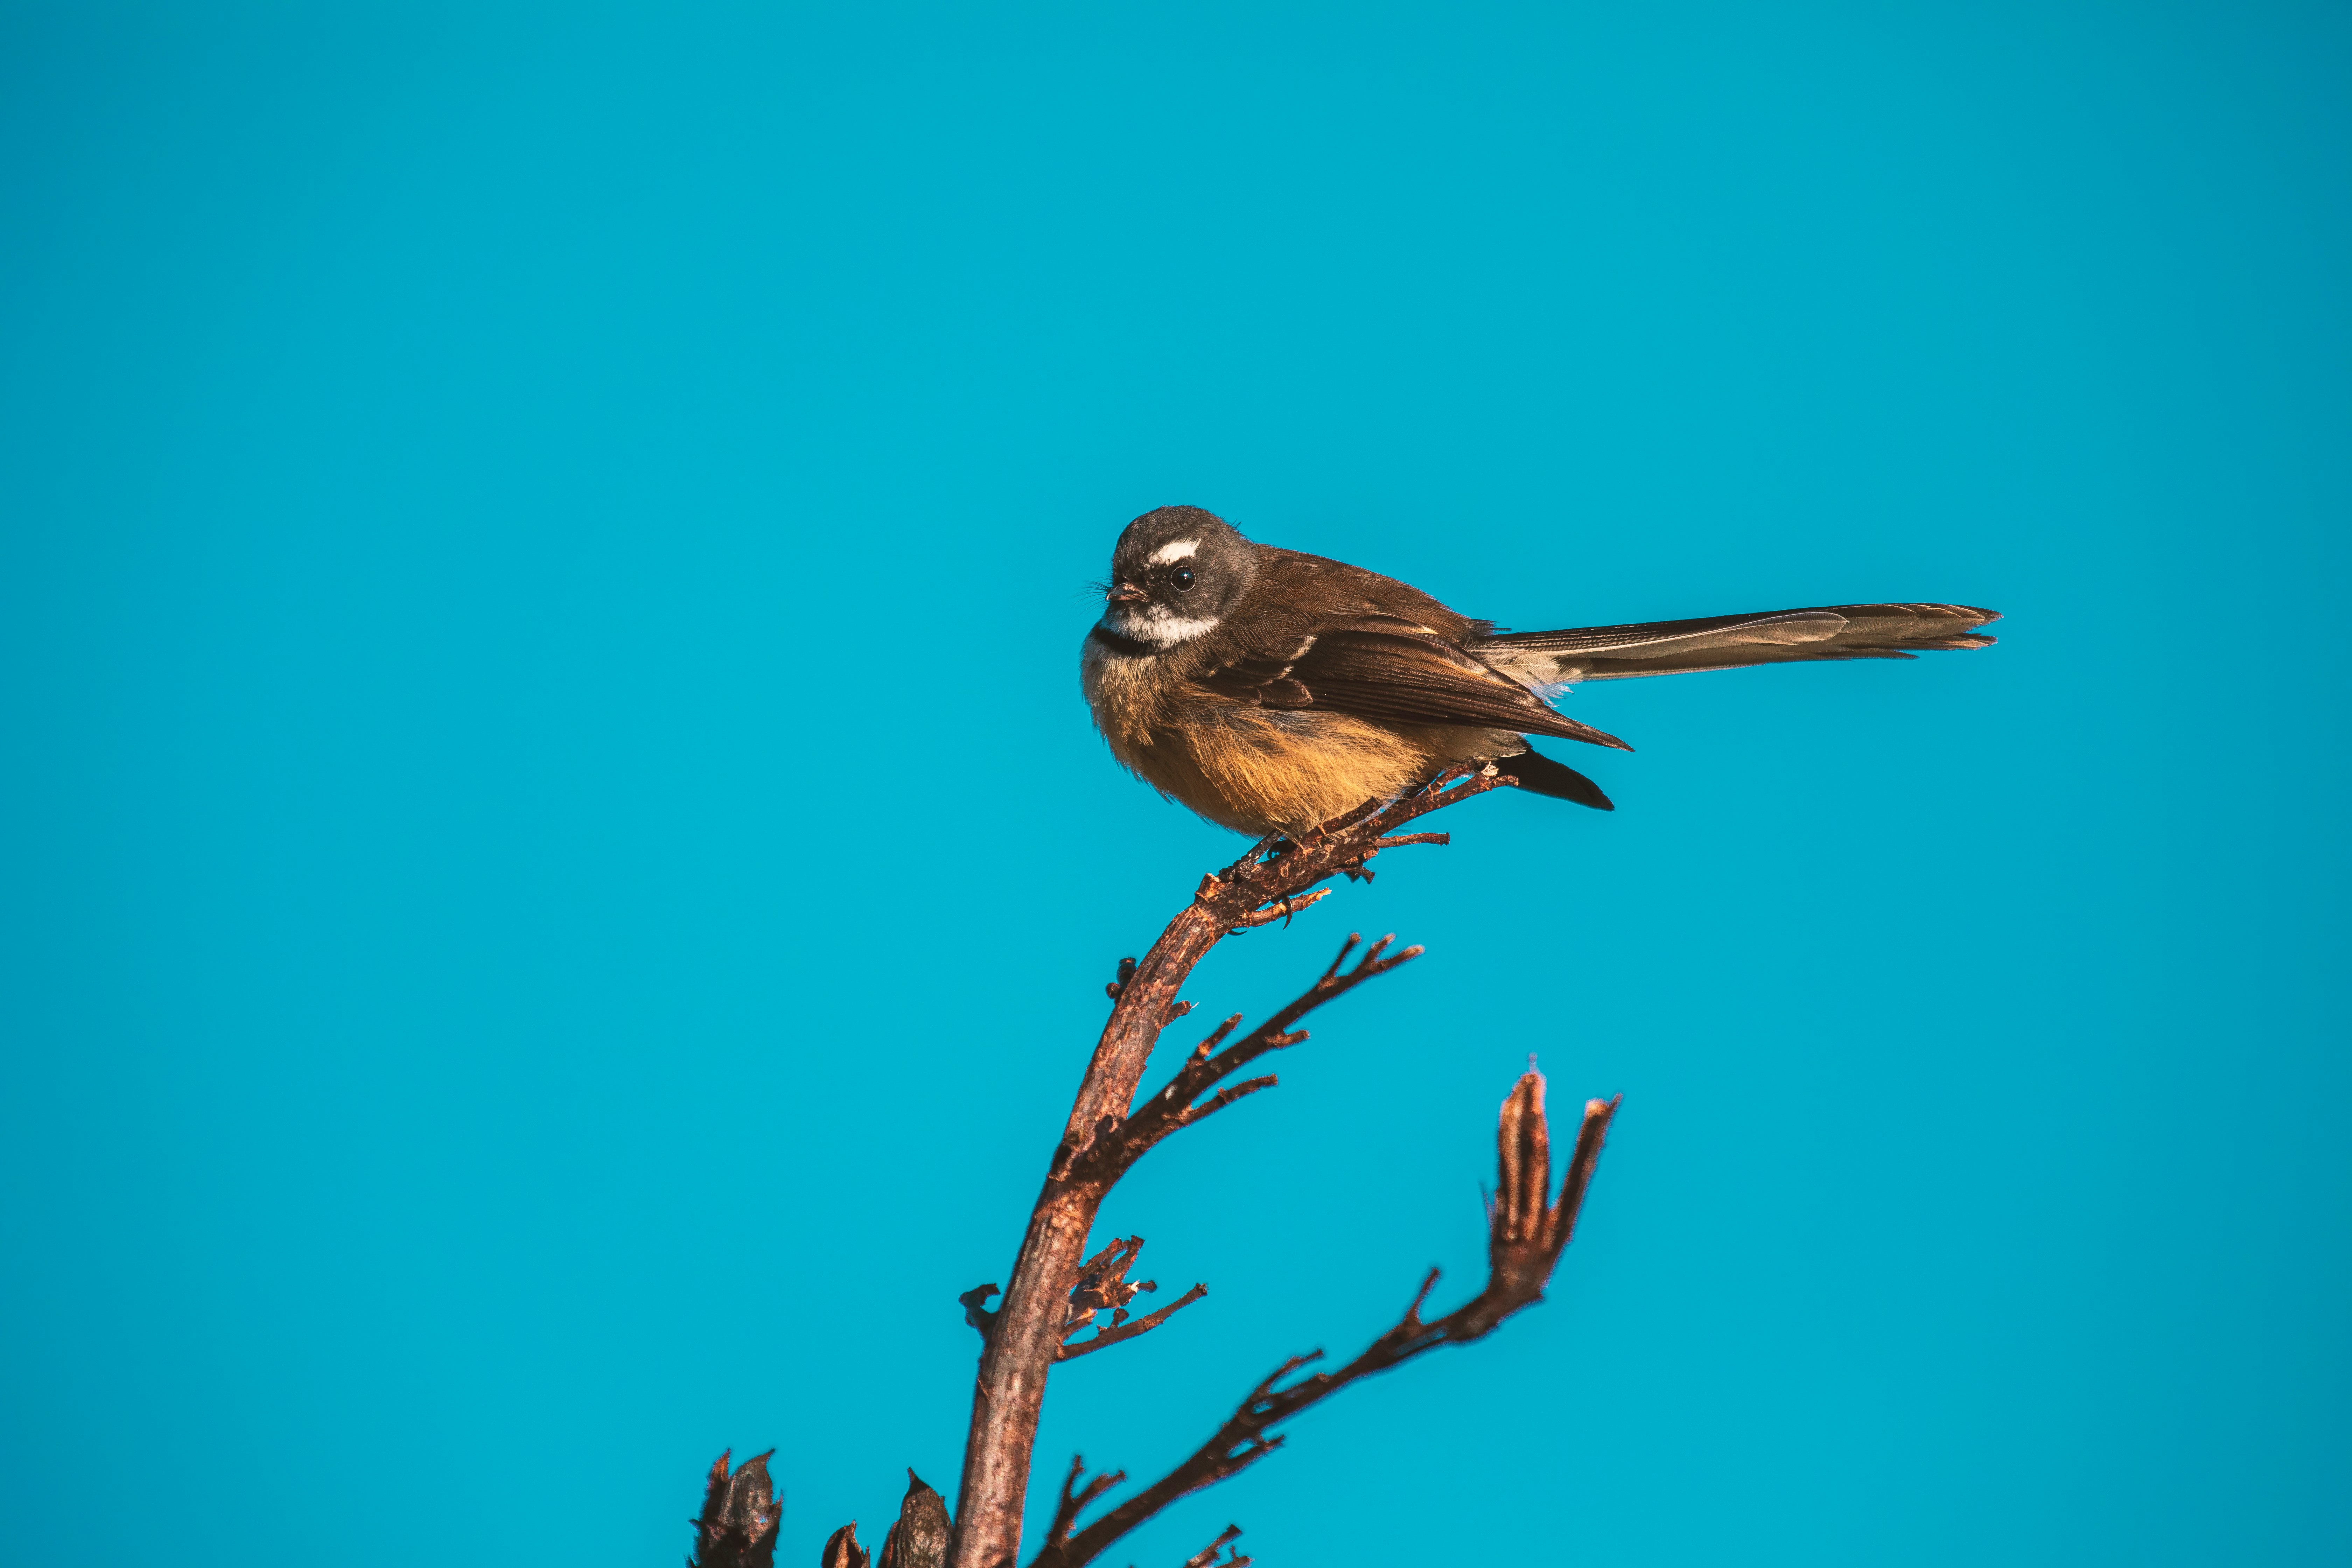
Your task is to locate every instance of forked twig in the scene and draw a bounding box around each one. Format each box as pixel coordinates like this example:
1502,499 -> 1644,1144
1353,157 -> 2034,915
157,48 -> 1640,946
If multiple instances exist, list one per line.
1042,1454 -> 1126,1554
1066,930 -> 1423,1186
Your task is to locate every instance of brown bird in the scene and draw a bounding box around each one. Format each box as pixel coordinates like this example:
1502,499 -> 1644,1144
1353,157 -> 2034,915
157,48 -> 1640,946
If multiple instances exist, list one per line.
1080,505 -> 1998,835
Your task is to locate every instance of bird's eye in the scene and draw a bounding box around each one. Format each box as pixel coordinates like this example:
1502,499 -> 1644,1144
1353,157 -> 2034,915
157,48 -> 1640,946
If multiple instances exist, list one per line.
1172,568 -> 1196,592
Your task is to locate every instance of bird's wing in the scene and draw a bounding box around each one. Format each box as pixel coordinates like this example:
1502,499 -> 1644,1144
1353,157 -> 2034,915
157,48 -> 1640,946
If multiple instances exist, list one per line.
1470,603 -> 1998,683
1198,615 -> 1632,751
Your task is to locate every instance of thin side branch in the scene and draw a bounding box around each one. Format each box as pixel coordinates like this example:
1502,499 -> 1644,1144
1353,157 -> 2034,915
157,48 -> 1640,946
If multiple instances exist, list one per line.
1069,931 -> 1423,1186
1227,888 -> 1331,929
1059,1283 -> 1209,1361
1043,1455 -> 1126,1554
1029,1080 -> 1621,1568
1180,1525 -> 1250,1567
1052,1236 -> 1210,1361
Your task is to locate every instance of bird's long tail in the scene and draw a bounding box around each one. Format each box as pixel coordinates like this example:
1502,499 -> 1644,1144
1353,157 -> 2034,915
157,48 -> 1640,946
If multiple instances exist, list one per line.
1471,602 -> 1998,687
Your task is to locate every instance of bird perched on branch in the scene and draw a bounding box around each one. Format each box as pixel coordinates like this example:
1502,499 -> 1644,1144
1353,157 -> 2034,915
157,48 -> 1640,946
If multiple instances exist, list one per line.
1080,505 -> 1998,835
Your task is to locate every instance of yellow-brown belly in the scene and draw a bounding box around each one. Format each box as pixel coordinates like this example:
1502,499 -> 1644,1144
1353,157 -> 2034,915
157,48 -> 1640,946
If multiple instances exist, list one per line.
1083,643 -> 1507,834
1127,707 -> 1440,835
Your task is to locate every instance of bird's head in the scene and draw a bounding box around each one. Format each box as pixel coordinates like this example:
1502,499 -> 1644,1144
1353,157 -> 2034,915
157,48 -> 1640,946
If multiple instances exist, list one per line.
1098,505 -> 1256,648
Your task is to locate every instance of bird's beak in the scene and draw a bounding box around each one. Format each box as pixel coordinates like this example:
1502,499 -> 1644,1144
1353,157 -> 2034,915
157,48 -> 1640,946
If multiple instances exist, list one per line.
1106,582 -> 1147,604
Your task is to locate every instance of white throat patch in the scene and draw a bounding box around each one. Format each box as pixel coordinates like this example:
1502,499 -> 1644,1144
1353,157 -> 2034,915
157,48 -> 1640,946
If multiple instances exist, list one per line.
1147,538 -> 1200,565
1103,603 -> 1220,648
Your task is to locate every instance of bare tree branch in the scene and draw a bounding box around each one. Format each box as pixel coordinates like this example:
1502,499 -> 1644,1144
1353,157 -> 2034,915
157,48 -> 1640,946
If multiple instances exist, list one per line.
1028,1079 -> 1620,1568
949,766 -> 1521,1568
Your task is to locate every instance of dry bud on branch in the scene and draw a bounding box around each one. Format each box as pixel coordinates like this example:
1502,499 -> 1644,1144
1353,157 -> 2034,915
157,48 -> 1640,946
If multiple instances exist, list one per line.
820,1524 -> 870,1568
689,1450 -> 779,1568
878,1471 -> 951,1568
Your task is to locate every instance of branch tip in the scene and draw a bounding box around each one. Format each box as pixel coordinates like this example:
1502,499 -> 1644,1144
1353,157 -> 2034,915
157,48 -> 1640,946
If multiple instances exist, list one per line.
1060,1280 -> 1210,1360
1321,932 -> 1363,980
1180,1524 -> 1249,1568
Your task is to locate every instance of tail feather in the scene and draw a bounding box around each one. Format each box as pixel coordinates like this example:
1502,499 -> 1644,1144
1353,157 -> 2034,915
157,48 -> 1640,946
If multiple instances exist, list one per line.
1498,748 -> 1614,811
1472,602 -> 1998,686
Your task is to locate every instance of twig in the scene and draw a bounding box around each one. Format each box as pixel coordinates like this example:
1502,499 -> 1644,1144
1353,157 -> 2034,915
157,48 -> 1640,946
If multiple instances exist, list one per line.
1050,1236 -> 1210,1360
1059,1283 -> 1209,1361
1069,932 -> 1422,1187
1028,1079 -> 1620,1568
1228,888 -> 1332,929
1179,1525 -> 1250,1567
1043,1455 -> 1126,1554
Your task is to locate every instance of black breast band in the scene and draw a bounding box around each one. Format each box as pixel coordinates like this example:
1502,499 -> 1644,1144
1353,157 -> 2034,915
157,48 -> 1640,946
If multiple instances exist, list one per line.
1088,626 -> 1157,658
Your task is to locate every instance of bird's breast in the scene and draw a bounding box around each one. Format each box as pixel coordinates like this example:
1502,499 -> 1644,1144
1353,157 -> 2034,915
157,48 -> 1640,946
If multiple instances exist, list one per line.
1080,630 -> 1175,751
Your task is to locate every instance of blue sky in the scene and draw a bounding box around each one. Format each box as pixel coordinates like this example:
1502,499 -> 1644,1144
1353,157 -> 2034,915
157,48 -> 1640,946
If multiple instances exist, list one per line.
2,4 -> 2346,1564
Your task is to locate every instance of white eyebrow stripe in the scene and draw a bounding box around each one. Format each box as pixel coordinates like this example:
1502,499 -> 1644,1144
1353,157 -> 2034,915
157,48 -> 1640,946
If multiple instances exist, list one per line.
1147,539 -> 1200,565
